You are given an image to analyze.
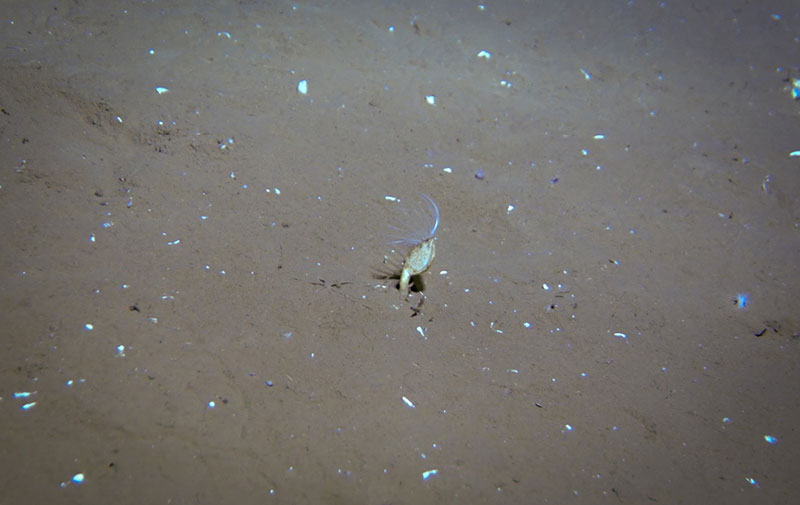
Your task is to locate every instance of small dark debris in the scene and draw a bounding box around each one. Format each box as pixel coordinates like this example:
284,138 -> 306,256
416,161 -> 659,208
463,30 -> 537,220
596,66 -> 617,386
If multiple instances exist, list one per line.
754,328 -> 767,337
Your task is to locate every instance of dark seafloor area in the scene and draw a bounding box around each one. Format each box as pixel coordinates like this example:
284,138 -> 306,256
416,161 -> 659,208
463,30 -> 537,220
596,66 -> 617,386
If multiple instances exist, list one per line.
1,1 -> 799,504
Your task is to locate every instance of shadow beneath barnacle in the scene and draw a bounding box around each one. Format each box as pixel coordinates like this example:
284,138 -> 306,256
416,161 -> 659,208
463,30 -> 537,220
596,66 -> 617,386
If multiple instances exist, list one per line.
370,263 -> 400,289
370,265 -> 426,293
410,273 -> 425,293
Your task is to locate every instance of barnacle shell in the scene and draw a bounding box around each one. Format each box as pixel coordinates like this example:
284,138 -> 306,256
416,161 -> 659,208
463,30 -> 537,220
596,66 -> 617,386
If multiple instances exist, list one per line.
399,236 -> 436,291
386,193 -> 440,292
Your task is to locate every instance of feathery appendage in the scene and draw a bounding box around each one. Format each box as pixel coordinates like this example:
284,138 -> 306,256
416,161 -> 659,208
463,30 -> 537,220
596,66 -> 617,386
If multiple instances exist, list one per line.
385,193 -> 440,248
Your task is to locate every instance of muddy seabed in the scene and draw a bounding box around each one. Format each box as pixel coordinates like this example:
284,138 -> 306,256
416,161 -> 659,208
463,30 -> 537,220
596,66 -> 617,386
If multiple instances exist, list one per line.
1,1 -> 799,504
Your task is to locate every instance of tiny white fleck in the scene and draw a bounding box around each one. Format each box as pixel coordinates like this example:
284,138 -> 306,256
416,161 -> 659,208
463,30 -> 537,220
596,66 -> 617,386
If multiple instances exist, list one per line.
297,79 -> 308,95
422,469 -> 438,480
425,95 -> 436,105
402,396 -> 415,408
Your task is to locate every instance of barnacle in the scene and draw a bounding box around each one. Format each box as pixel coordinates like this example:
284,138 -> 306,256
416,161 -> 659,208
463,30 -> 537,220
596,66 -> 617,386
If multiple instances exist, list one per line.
385,193 -> 440,292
